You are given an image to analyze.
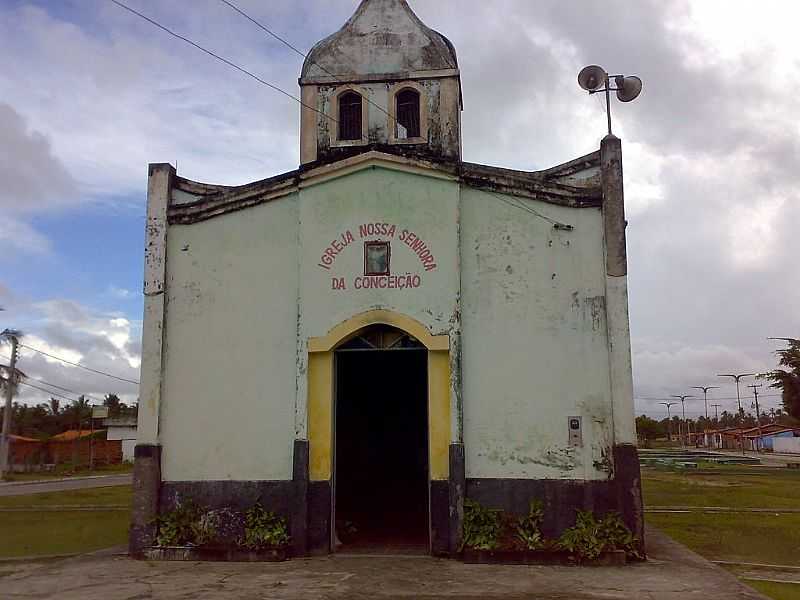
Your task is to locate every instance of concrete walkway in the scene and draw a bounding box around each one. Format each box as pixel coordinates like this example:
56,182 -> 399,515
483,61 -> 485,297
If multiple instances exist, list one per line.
0,474 -> 132,496
0,528 -> 768,599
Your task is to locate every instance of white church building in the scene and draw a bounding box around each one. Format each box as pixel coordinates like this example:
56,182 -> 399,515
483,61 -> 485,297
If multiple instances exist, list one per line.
130,0 -> 643,558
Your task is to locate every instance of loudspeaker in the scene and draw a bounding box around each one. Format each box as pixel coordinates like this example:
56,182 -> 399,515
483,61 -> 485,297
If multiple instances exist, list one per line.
615,75 -> 642,102
577,65 -> 607,91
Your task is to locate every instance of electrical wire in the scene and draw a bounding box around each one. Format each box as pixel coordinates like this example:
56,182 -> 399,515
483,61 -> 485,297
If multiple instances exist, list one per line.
217,0 -> 398,125
108,0 -> 335,122
18,344 -> 139,385
26,378 -> 105,405
17,380 -> 79,403
487,190 -> 574,230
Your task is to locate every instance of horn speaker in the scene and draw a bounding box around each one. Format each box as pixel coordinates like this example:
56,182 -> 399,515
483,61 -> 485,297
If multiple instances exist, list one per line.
577,65 -> 607,91
615,75 -> 642,102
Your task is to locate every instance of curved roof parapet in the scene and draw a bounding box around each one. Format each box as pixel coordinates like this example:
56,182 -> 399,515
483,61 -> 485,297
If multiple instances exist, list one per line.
300,0 -> 458,83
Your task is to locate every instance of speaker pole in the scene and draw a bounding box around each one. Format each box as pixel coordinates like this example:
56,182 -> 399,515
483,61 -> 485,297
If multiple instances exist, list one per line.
605,75 -> 613,136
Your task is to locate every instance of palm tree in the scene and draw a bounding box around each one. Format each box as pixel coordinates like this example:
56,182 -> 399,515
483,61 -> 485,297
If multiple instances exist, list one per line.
48,397 -> 60,417
762,338 -> 800,420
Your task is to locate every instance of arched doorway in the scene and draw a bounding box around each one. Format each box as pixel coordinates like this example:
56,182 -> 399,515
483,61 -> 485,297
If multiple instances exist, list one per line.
306,309 -> 451,555
334,325 -> 428,553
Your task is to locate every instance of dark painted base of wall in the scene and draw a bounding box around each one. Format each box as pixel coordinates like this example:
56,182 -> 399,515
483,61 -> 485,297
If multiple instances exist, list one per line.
130,442 -> 644,560
160,481 -> 292,514
465,444 -> 645,554
466,478 -> 617,540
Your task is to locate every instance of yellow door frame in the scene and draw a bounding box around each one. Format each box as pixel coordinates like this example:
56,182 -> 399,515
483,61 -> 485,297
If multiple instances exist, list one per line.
307,309 -> 451,483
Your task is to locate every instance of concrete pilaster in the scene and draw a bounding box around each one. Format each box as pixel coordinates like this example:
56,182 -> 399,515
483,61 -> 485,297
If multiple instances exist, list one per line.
129,444 -> 162,556
601,136 -> 636,445
290,439 -> 310,556
137,163 -> 173,445
448,442 -> 465,555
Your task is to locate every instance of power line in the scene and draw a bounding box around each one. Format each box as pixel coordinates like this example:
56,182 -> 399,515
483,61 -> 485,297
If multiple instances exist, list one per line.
26,378 -> 105,405
109,0 -> 334,123
488,190 -> 574,230
17,380 -> 79,403
217,0 -> 397,125
218,0 -> 318,68
18,344 -> 139,385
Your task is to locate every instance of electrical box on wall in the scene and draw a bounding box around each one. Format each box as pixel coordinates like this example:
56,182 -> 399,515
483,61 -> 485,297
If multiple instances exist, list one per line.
568,416 -> 583,447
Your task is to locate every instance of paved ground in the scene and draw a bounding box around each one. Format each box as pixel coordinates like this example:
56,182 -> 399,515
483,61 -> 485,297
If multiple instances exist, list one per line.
0,474 -> 132,496
0,528 -> 768,599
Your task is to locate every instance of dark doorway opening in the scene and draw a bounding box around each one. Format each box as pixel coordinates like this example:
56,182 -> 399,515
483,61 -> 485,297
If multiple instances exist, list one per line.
334,327 -> 429,554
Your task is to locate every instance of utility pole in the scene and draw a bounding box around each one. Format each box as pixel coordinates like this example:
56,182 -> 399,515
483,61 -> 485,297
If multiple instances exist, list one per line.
659,401 -> 677,442
0,330 -> 20,478
717,373 -> 755,416
671,395 -> 695,447
748,383 -> 764,453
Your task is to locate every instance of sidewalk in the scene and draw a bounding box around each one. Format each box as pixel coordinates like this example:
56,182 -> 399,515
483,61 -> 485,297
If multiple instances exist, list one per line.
2,528 -> 768,599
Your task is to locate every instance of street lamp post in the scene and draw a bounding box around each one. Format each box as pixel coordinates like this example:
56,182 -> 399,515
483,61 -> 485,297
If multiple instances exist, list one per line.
717,373 -> 755,416
671,395 -> 696,447
691,386 -> 719,447
659,401 -> 678,442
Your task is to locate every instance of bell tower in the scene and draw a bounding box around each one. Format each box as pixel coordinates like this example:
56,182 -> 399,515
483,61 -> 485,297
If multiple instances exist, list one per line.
299,0 -> 462,166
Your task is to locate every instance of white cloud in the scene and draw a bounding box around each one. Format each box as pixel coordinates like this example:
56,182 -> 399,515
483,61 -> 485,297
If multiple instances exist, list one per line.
0,0 -> 797,418
3,294 -> 141,407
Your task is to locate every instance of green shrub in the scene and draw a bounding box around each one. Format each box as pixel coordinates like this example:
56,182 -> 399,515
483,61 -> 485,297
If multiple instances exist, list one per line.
240,504 -> 289,549
461,499 -> 503,550
557,510 -> 642,562
154,500 -> 204,547
516,500 -> 545,550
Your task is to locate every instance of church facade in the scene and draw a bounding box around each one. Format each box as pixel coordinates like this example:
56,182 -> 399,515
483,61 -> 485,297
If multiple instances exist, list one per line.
130,0 -> 643,558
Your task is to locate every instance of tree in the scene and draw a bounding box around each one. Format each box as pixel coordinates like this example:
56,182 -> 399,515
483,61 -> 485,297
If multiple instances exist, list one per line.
103,394 -> 122,418
67,396 -> 91,430
762,338 -> 800,420
636,415 -> 663,441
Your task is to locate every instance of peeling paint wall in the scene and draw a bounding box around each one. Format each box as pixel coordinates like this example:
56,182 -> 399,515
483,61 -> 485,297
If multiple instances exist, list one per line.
154,160 -> 618,484
460,186 -> 614,481
159,196 -> 299,481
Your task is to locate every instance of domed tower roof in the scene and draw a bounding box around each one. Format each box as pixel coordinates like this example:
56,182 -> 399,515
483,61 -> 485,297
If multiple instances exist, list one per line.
300,0 -> 458,82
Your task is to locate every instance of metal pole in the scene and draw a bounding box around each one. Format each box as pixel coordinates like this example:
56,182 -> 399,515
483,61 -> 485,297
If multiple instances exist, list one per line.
90,408 -> 95,471
681,400 -> 686,446
671,395 -> 695,448
748,384 -> 763,453
710,403 -> 722,449
0,334 -> 19,478
718,374 -> 754,415
605,75 -> 613,136
659,402 -> 677,442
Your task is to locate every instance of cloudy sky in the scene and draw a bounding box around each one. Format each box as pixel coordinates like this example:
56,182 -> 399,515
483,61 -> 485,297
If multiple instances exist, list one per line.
1,0 -> 798,419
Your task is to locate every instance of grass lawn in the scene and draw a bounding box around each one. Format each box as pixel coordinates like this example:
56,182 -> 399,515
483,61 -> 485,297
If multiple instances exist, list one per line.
0,510 -> 129,558
0,486 -> 132,558
643,463 -> 800,599
643,465 -> 800,509
0,485 -> 132,508
645,512 -> 800,566
744,580 -> 800,600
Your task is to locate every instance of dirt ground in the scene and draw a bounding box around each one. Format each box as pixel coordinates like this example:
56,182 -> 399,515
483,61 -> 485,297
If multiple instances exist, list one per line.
1,528 -> 767,600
